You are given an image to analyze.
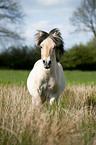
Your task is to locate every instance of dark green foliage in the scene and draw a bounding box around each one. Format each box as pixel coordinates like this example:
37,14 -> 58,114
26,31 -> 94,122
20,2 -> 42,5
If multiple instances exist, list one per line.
0,37 -> 96,70
0,45 -> 41,70
61,38 -> 96,70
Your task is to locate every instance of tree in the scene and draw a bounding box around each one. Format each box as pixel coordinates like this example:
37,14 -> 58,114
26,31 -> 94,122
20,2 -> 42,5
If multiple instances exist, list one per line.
70,0 -> 96,37
0,0 -> 23,48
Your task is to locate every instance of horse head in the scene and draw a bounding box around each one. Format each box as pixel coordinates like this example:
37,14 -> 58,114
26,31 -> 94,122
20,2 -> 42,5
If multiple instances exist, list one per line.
35,28 -> 64,69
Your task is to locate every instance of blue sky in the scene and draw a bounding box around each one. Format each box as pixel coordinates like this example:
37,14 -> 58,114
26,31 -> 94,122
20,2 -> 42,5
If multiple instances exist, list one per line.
21,0 -> 93,49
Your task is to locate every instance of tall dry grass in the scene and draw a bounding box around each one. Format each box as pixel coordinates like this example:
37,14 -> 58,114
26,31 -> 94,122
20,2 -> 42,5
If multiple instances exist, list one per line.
0,84 -> 96,145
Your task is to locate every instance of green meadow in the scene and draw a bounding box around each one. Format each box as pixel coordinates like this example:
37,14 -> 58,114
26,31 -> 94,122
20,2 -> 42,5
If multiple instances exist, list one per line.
0,70 -> 96,145
0,70 -> 96,85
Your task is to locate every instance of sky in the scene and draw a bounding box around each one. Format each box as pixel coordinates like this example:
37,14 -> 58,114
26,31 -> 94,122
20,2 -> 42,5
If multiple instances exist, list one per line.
21,0 -> 93,50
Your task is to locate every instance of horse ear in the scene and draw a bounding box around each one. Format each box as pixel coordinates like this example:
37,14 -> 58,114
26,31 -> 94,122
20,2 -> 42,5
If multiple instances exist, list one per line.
35,31 -> 44,45
35,30 -> 49,46
52,31 -> 61,39
49,28 -> 62,39
52,32 -> 57,37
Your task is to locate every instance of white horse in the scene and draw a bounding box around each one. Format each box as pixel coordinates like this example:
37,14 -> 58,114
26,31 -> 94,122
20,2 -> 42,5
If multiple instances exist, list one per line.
27,28 -> 66,106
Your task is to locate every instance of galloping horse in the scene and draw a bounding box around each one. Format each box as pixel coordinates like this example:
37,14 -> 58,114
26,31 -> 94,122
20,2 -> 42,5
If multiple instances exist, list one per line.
27,28 -> 66,106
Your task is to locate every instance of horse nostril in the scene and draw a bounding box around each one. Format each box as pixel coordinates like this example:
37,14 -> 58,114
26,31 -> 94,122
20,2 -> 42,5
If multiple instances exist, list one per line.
43,60 -> 45,64
48,60 -> 52,66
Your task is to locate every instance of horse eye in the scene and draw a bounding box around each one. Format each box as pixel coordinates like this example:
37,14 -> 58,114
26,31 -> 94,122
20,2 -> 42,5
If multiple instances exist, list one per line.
40,46 -> 42,49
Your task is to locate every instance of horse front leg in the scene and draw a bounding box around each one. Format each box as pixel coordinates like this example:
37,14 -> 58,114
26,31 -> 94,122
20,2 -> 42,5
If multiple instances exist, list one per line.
49,93 -> 59,105
33,90 -> 42,106
29,85 -> 42,107
50,97 -> 56,105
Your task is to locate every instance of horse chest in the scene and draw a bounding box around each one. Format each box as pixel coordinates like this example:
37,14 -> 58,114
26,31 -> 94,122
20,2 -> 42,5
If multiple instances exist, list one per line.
38,76 -> 58,97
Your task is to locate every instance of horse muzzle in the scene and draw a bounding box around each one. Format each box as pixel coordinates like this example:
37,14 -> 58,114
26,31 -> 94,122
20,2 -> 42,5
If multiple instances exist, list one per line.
43,58 -> 52,69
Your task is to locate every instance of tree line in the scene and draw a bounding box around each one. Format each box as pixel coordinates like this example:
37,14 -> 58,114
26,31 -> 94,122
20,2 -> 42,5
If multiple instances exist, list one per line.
0,38 -> 96,70
0,45 -> 40,70
0,0 -> 96,70
61,38 -> 96,70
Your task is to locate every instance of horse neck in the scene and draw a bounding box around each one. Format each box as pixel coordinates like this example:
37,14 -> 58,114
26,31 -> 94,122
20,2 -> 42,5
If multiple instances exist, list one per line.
49,57 -> 57,75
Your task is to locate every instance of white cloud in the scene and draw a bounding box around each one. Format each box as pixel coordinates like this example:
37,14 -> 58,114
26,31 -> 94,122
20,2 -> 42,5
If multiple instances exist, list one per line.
23,19 -> 76,49
37,0 -> 81,7
24,20 -> 67,39
23,19 -> 92,49
24,20 -> 66,46
38,0 -> 62,5
24,20 -> 50,45
25,20 -> 49,37
22,0 -> 92,49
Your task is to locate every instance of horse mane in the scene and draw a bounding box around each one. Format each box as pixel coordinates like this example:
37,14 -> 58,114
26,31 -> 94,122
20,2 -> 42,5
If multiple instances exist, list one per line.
35,28 -> 64,61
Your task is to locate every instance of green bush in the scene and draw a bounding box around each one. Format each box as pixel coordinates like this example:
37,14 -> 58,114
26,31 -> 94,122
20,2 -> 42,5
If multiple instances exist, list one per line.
0,45 -> 40,70
61,38 -> 96,70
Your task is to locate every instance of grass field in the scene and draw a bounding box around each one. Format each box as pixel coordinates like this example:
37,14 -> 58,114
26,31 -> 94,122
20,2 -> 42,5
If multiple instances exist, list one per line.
0,70 -> 96,85
0,70 -> 96,145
